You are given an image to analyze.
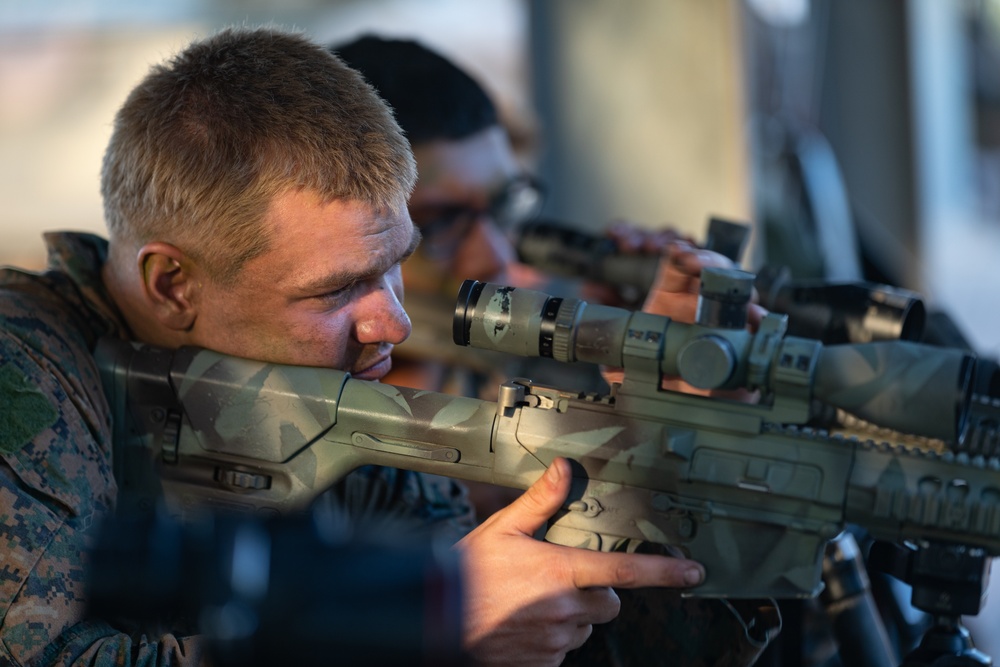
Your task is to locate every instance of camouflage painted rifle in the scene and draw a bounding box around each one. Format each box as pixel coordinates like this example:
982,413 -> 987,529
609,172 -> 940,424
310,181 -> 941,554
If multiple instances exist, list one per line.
96,270 -> 1000,599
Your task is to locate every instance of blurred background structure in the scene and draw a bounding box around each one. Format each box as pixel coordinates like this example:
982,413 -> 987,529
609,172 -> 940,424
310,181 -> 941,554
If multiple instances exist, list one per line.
2,0 -> 999,659
3,0 -> 1000,356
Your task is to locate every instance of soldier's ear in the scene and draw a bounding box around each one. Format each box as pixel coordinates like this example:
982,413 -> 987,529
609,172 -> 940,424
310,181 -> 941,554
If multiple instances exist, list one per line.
136,242 -> 200,331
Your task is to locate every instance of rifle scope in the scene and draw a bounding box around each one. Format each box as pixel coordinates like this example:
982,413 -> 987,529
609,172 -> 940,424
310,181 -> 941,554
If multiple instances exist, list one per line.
453,279 -> 974,443
515,220 -> 925,345
754,266 -> 926,344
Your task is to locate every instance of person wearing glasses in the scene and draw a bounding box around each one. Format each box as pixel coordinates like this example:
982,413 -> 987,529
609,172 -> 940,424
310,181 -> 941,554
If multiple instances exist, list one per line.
331,35 -> 780,667
332,36 -> 550,403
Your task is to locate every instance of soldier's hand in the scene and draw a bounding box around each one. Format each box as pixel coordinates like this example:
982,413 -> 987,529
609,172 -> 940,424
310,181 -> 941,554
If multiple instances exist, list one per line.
601,241 -> 766,400
642,240 -> 765,328
455,457 -> 704,667
605,220 -> 695,254
579,221 -> 695,307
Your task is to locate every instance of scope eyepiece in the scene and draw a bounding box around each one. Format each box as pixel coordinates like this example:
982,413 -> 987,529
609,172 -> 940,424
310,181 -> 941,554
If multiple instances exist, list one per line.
453,279 -> 485,348
452,279 -> 577,362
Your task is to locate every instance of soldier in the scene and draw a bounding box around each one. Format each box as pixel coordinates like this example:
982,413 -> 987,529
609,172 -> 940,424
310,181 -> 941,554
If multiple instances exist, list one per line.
0,26 -> 706,665
331,35 -> 780,667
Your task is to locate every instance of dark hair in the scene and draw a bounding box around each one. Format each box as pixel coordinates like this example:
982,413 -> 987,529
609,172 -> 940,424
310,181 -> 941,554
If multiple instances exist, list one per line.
331,35 -> 499,144
102,26 -> 415,282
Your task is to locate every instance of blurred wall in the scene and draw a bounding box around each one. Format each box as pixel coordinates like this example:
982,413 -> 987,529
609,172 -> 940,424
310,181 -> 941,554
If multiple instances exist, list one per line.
0,24 -> 204,269
530,0 -> 752,242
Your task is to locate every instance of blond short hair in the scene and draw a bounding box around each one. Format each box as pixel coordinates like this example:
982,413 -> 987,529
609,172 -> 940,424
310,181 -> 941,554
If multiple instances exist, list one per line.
101,26 -> 416,282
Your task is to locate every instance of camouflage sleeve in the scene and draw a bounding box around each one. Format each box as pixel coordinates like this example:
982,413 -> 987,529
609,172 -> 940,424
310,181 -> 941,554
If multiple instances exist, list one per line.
0,330 -> 209,666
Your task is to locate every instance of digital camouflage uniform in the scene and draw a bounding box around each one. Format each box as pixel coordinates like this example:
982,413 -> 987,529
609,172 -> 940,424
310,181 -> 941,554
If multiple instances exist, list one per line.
0,232 -> 474,666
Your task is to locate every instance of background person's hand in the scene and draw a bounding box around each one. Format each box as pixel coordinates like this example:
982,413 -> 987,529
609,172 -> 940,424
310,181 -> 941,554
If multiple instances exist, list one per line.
642,239 -> 765,328
601,240 -> 766,399
579,221 -> 695,307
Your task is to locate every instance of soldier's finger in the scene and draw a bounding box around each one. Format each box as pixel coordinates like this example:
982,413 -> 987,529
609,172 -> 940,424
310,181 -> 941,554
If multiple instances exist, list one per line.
576,586 -> 621,626
568,623 -> 597,652
671,247 -> 736,275
491,457 -> 571,537
566,549 -> 705,590
605,223 -> 646,253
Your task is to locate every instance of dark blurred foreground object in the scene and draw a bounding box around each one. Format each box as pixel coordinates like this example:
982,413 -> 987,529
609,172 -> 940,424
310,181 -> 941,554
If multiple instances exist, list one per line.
87,508 -> 465,667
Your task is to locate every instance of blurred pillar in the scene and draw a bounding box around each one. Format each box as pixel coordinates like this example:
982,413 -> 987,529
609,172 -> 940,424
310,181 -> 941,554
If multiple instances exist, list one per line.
820,0 -> 974,293
528,0 -> 752,242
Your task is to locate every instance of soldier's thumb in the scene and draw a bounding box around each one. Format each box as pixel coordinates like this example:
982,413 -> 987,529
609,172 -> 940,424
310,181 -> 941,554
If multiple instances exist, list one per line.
500,457 -> 571,537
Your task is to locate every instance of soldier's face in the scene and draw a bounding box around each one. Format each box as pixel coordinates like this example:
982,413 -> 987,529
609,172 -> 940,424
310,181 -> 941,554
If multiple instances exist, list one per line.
404,126 -> 522,295
190,189 -> 417,380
